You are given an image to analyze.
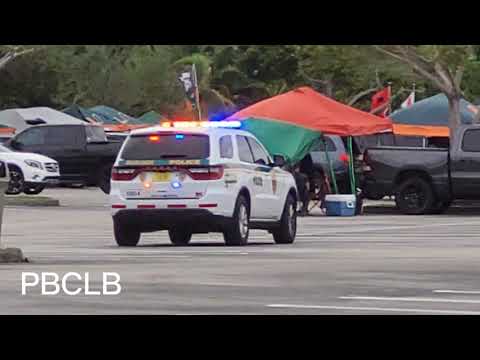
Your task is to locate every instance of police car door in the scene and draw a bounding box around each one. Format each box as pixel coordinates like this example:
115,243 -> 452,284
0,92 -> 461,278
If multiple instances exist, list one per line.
236,135 -> 268,219
245,136 -> 277,219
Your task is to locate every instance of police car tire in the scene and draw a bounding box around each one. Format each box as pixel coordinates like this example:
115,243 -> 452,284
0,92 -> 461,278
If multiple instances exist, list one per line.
223,195 -> 249,246
114,220 -> 140,247
168,230 -> 192,246
273,194 -> 297,244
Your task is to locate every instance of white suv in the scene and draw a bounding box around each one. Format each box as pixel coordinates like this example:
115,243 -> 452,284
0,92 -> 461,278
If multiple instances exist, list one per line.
0,144 -> 60,195
110,122 -> 298,246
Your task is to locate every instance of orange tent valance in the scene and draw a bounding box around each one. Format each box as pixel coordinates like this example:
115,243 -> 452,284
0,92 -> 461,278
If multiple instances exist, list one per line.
229,87 -> 393,136
393,124 -> 450,137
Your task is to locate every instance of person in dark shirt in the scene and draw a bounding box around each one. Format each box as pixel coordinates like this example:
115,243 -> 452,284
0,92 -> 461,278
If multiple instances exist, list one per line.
293,154 -> 315,216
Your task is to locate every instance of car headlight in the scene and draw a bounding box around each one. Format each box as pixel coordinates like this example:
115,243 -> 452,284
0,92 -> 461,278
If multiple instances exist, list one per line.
24,160 -> 43,169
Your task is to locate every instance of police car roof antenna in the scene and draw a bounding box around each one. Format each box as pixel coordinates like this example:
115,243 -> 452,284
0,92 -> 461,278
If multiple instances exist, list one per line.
321,134 -> 338,194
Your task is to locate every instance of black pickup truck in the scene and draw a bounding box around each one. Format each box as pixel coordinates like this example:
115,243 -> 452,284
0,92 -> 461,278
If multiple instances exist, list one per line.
5,124 -> 123,193
362,124 -> 480,214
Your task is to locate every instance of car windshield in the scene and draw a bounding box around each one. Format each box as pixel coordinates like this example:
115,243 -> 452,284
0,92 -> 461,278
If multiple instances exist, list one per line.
0,145 -> 12,153
121,134 -> 210,160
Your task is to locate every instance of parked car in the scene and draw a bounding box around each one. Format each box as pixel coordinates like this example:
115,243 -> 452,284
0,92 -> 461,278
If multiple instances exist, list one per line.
309,135 -> 363,194
5,124 -> 123,194
0,144 -> 59,195
362,124 -> 480,214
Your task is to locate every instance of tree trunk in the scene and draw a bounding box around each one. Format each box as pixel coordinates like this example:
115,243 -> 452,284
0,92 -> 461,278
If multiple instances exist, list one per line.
324,79 -> 334,98
447,95 -> 462,143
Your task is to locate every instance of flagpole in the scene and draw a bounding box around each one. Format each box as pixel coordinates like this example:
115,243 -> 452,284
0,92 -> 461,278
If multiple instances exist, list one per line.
192,64 -> 202,121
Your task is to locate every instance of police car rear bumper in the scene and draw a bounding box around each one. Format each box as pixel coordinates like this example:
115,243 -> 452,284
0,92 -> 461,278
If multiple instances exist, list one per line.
112,209 -> 234,233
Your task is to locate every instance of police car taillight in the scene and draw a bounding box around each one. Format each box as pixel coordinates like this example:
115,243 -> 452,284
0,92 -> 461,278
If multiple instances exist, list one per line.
111,168 -> 137,181
187,166 -> 224,180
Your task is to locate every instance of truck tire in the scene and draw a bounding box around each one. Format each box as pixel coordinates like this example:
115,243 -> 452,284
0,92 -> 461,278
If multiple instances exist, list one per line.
223,195 -> 249,246
272,194 -> 297,244
113,219 -> 140,247
99,163 -> 113,194
395,177 -> 435,215
168,229 -> 192,246
23,184 -> 46,195
6,165 -> 24,195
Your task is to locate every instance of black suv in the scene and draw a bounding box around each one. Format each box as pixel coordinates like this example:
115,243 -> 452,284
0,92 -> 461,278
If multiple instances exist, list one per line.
6,124 -> 123,193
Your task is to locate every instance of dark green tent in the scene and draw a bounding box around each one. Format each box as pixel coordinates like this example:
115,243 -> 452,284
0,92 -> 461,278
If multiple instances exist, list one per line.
63,105 -> 98,123
138,111 -> 165,124
89,105 -> 137,124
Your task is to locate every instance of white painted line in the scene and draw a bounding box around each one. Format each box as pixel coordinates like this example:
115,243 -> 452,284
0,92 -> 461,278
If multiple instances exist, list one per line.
434,290 -> 480,295
340,296 -> 480,304
267,304 -> 480,315
295,220 -> 480,236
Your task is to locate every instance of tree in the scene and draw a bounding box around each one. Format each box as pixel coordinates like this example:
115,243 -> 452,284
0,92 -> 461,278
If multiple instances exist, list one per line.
374,45 -> 473,138
0,45 -> 36,70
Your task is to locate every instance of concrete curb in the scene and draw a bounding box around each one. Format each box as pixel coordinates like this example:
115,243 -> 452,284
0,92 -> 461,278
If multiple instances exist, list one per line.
5,195 -> 60,207
0,248 -> 26,263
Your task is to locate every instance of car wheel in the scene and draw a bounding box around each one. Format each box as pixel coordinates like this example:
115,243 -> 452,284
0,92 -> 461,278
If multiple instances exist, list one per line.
168,229 -> 192,246
223,195 -> 249,246
99,163 -> 113,194
395,177 -> 434,215
23,184 -> 46,195
113,219 -> 140,247
273,194 -> 297,244
6,165 -> 24,195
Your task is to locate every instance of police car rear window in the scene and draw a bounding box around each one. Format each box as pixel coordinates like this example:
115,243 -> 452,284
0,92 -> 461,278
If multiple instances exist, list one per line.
121,134 -> 210,160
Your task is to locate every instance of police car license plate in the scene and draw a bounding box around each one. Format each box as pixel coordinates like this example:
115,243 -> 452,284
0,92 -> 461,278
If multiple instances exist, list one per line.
150,172 -> 171,182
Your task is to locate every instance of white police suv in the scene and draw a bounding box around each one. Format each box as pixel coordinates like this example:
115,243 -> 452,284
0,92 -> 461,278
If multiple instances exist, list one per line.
110,121 -> 298,246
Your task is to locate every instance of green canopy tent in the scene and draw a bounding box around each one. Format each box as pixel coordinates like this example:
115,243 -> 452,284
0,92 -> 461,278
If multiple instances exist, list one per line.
138,111 -> 165,125
240,117 -> 340,193
230,87 -> 393,196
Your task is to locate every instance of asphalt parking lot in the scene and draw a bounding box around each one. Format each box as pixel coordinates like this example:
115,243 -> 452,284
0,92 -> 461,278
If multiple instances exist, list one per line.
1,188 -> 480,315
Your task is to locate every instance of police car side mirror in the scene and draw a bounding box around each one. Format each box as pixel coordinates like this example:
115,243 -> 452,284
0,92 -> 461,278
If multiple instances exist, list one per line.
273,154 -> 286,168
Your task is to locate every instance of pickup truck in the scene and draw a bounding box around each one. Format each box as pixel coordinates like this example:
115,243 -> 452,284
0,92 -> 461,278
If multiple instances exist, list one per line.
5,124 -> 123,193
362,124 -> 480,215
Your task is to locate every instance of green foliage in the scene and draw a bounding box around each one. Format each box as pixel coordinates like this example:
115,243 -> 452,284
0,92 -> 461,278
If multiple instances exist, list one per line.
0,45 -> 479,117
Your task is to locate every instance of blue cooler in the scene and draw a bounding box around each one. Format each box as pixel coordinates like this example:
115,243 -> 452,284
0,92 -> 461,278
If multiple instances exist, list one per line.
325,194 -> 356,216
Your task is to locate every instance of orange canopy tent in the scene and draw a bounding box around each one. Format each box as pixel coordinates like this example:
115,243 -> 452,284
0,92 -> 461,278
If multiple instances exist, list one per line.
228,87 -> 393,136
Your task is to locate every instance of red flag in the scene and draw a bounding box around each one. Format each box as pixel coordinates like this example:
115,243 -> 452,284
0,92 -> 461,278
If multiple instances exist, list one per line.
371,86 -> 391,117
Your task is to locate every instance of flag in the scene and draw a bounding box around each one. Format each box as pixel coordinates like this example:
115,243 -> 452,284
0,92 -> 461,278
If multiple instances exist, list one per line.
178,65 -> 198,110
401,91 -> 415,109
371,86 -> 391,117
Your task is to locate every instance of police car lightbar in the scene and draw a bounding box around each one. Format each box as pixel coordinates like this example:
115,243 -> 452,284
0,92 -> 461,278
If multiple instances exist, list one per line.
161,121 -> 241,129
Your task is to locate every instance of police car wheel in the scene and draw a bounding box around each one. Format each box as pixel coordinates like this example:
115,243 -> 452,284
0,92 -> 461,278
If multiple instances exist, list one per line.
113,219 -> 140,247
168,229 -> 192,246
223,195 -> 249,246
273,194 -> 297,244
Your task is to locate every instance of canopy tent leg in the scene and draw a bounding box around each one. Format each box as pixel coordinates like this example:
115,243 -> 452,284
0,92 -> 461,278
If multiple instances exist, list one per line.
347,136 -> 356,195
321,135 -> 338,194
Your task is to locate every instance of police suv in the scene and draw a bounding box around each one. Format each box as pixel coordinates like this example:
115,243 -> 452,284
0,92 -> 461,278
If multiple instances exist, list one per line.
110,121 -> 298,246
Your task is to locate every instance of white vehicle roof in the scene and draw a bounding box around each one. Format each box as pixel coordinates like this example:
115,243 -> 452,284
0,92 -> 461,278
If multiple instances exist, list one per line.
129,125 -> 254,138
0,107 -> 84,134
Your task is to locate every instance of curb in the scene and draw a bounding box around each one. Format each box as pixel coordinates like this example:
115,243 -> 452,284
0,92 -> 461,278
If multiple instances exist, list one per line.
0,248 -> 27,263
5,195 -> 60,207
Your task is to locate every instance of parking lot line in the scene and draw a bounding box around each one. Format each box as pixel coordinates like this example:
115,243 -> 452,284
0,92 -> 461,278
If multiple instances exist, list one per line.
339,296 -> 480,304
434,290 -> 480,295
266,304 -> 480,315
